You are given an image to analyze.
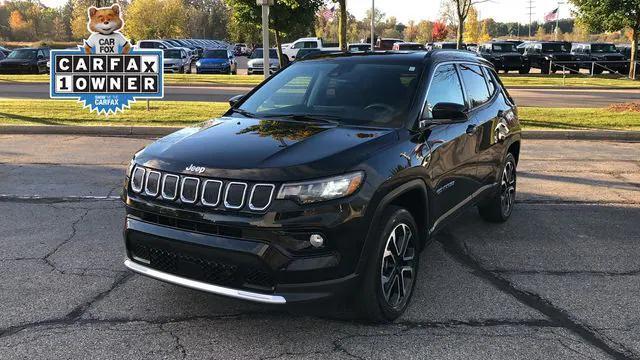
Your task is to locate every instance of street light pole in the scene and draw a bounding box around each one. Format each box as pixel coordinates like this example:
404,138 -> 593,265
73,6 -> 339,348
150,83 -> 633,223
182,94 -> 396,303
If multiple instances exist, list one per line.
257,0 -> 273,80
370,0 -> 375,51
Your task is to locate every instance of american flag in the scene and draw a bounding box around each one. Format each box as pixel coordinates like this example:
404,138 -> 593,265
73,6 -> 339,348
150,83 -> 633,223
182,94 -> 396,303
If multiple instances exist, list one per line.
544,8 -> 559,22
320,6 -> 336,21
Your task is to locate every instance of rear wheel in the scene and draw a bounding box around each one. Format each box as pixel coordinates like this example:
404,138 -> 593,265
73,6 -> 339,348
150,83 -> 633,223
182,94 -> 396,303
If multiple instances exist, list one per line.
357,206 -> 419,323
478,153 -> 517,223
519,66 -> 530,74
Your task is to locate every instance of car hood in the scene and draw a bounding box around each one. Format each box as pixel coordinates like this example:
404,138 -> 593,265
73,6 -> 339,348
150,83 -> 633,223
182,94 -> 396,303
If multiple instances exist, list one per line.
199,58 -> 228,64
248,58 -> 279,66
135,117 -> 396,181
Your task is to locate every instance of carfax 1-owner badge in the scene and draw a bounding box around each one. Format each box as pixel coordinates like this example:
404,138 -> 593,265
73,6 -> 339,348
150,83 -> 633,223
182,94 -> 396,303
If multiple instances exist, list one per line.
50,4 -> 163,114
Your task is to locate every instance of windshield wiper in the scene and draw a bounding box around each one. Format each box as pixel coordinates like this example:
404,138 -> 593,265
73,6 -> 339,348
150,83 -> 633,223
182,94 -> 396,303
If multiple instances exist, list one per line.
229,108 -> 256,118
261,114 -> 341,125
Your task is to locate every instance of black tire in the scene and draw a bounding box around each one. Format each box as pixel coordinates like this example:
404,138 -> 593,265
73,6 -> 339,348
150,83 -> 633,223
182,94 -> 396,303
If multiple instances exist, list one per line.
519,67 -> 530,74
357,206 -> 420,323
179,66 -> 185,74
542,63 -> 551,74
478,152 -> 517,223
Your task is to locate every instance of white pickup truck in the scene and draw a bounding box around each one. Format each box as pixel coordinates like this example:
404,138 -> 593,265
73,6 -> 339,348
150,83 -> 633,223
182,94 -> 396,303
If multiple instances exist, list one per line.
281,37 -> 340,61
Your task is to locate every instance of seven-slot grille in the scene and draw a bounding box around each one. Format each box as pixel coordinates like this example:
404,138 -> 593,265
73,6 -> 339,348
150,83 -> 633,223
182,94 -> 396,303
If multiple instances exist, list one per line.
129,166 -> 276,212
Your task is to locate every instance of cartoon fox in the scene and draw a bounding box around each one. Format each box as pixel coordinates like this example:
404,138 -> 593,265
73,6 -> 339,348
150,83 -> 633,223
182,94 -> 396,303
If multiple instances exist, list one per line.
83,4 -> 131,55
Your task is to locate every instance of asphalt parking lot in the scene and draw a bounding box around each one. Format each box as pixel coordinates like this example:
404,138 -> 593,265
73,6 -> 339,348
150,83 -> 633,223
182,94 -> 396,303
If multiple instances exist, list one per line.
1,135 -> 639,359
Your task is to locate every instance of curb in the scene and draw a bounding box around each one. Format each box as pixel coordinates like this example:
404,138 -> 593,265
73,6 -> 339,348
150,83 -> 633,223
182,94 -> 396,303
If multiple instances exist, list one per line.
522,130 -> 640,141
1,125 -> 639,141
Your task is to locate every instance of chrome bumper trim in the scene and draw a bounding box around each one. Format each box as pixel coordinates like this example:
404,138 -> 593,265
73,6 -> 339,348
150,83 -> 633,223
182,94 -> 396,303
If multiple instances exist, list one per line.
124,259 -> 287,304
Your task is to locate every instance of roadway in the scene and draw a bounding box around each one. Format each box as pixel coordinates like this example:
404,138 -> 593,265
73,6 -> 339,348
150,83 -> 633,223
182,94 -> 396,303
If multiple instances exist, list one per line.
0,135 -> 639,359
1,82 -> 639,107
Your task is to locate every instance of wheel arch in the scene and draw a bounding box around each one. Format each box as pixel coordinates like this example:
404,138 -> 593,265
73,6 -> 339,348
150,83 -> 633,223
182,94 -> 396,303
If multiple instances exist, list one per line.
356,179 -> 431,275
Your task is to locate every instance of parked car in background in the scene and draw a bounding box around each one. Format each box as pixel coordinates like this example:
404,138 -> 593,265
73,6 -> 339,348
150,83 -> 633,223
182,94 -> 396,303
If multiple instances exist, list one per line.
247,48 -> 280,74
432,42 -> 466,50
0,51 -> 5,61
137,40 -> 174,50
196,48 -> 236,74
282,37 -> 340,61
522,41 -> 578,74
571,43 -> 628,74
234,43 -> 249,56
0,45 -> 10,57
0,47 -> 49,74
376,37 -> 403,50
348,43 -> 372,52
295,48 -> 322,60
392,42 -> 426,51
478,42 -> 529,73
163,48 -> 192,73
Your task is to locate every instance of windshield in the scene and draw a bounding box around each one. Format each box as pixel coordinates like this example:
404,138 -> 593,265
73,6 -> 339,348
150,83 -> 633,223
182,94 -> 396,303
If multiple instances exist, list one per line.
164,49 -> 182,58
492,43 -> 517,52
238,60 -> 421,128
251,49 -> 278,59
203,50 -> 227,59
591,44 -> 617,53
542,43 -> 568,53
7,49 -> 37,59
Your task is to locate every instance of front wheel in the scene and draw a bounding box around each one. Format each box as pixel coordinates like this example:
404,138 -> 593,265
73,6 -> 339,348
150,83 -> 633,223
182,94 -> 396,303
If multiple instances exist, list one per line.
357,206 -> 420,323
478,152 -> 517,223
519,66 -> 530,74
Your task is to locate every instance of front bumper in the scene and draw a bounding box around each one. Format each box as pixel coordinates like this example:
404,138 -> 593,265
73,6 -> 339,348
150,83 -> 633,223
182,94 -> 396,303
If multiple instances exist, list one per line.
248,67 -> 278,74
197,66 -> 230,74
122,185 -> 370,304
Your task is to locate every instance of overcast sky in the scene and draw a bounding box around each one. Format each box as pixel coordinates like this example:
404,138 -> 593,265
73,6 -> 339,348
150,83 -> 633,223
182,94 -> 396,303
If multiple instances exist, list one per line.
38,0 -> 574,24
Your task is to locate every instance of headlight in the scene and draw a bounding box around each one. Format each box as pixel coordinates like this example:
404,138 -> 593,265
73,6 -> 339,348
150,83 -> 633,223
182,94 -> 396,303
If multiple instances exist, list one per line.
196,61 -> 201,67
277,171 -> 364,204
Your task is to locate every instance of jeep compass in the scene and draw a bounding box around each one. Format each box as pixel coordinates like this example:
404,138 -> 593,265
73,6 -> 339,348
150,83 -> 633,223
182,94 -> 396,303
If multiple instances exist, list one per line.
122,50 -> 521,322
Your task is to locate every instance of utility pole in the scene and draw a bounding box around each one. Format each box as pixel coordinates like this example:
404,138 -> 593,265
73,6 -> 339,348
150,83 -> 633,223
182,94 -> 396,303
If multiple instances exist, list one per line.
555,1 -> 564,41
257,0 -> 273,80
526,0 -> 535,38
370,0 -> 375,51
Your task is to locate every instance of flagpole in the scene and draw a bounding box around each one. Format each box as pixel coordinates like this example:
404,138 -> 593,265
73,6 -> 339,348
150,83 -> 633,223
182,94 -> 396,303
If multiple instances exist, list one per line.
371,0 -> 375,51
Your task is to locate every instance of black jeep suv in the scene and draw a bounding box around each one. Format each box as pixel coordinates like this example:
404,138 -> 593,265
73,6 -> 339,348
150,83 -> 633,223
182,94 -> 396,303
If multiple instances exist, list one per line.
571,43 -> 628,75
122,50 -> 521,322
478,42 -> 529,74
522,41 -> 578,74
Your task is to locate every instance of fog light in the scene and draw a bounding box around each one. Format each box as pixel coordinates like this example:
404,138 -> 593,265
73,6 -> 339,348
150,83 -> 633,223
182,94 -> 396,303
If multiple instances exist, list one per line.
309,234 -> 324,248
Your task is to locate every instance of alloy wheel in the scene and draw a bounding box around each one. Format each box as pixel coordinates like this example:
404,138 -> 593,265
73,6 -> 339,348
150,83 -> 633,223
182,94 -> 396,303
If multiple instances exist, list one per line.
380,223 -> 417,310
500,160 -> 516,217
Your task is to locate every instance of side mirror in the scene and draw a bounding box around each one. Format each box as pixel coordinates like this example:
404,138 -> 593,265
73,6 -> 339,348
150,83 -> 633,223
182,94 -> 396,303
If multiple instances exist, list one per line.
431,103 -> 469,124
228,94 -> 244,107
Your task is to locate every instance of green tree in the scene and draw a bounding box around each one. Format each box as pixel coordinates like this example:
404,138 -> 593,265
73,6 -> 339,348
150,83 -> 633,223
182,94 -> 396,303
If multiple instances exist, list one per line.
571,0 -> 640,78
226,0 -> 323,65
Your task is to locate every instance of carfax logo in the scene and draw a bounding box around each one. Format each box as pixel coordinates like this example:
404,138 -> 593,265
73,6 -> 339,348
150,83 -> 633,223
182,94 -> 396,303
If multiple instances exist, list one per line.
49,4 -> 163,114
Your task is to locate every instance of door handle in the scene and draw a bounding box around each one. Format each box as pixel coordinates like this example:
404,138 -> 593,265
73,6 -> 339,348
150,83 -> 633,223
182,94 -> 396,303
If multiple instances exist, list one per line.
466,124 -> 477,135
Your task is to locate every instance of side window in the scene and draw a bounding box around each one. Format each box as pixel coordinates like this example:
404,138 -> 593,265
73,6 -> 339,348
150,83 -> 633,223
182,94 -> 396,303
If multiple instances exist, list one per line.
304,41 -> 317,49
424,64 -> 465,118
37,50 -> 45,58
482,67 -> 496,95
139,42 -> 150,48
292,42 -> 304,49
459,64 -> 491,108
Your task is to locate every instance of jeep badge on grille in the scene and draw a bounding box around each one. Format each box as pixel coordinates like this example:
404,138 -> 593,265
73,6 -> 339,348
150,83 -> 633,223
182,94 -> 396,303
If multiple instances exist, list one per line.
185,164 -> 206,174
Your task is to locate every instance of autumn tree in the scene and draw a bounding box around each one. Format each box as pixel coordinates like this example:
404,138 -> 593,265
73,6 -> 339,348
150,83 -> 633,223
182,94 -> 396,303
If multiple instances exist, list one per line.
416,20 -> 433,44
432,21 -> 448,42
570,0 -> 640,78
126,0 -> 188,41
442,0 -> 489,49
463,6 -> 479,43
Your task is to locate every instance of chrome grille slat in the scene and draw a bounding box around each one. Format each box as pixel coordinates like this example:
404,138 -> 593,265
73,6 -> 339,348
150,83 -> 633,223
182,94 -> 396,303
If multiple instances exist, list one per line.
224,182 -> 248,210
144,170 -> 161,196
248,184 -> 275,211
201,179 -> 223,207
162,174 -> 180,200
180,177 -> 200,204
131,167 -> 145,193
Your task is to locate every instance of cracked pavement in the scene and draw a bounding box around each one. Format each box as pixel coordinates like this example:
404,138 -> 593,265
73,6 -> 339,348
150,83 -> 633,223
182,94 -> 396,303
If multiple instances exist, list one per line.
0,135 -> 639,359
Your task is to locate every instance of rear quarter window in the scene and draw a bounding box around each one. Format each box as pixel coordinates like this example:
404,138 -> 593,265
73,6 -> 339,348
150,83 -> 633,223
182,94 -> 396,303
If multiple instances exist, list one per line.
459,64 -> 491,108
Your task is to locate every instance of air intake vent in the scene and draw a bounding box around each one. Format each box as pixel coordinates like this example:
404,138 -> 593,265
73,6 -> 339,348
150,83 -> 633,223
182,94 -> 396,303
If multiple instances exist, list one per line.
224,182 -> 247,209
249,184 -> 275,211
162,174 -> 179,200
131,167 -> 145,193
145,170 -> 161,196
201,180 -> 223,207
180,177 -> 200,204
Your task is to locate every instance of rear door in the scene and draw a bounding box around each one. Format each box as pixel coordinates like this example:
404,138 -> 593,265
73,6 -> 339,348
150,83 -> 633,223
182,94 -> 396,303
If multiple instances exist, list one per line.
422,63 -> 481,224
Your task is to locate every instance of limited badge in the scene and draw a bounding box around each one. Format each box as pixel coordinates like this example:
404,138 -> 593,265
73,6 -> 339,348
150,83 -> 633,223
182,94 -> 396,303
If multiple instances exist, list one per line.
49,4 -> 163,114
